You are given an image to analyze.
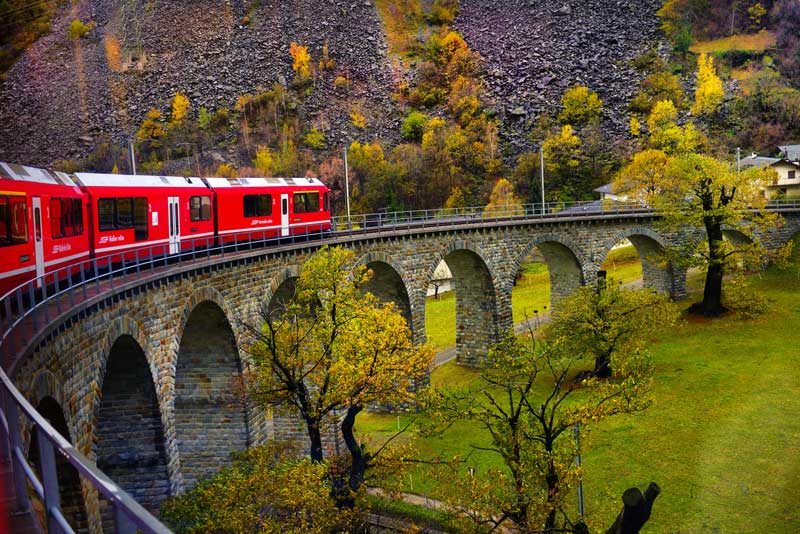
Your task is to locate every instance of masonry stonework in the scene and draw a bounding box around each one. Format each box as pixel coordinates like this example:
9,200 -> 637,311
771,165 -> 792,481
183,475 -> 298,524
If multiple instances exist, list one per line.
9,213 -> 799,531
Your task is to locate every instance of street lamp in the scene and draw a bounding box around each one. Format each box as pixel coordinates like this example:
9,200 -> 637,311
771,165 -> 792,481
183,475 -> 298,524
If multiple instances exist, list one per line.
343,147 -> 351,227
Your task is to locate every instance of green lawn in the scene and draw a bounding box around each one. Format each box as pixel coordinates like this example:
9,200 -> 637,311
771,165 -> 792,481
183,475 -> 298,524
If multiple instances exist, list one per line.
363,255 -> 800,532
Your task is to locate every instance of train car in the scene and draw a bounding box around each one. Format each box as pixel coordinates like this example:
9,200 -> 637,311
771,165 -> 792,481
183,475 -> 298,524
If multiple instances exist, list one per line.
0,162 -> 90,296
206,176 -> 331,243
73,173 -> 215,259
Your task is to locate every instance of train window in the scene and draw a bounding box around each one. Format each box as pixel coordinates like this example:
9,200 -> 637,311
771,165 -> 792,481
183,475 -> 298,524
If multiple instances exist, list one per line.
50,198 -> 84,239
116,198 -> 133,228
244,194 -> 272,217
293,192 -> 319,214
323,192 -> 330,212
98,199 -> 116,231
190,196 -> 211,221
0,196 -> 28,246
50,198 -> 62,237
133,198 -> 148,241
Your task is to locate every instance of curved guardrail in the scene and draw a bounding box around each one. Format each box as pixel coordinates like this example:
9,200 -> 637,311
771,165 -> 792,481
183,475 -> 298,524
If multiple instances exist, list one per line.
1,198 -> 798,532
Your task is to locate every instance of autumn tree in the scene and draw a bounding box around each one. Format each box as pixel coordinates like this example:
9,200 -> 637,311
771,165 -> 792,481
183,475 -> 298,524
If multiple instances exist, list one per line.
170,92 -> 190,123
423,321 -> 653,533
614,152 -> 787,316
289,41 -> 312,80
545,284 -> 677,378
243,247 -> 434,500
692,53 -> 725,116
484,178 -> 523,216
542,124 -> 583,200
559,85 -> 603,126
647,100 -> 704,155
136,108 -> 165,149
161,444 -> 362,533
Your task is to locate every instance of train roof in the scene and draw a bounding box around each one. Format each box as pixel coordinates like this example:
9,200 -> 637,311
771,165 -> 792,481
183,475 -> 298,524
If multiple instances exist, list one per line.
0,162 -> 78,187
204,176 -> 325,188
73,173 -> 208,188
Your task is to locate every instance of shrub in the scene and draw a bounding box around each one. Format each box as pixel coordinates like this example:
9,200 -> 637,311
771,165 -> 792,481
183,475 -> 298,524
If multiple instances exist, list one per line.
401,110 -> 428,141
215,163 -> 238,178
197,107 -> 211,130
289,42 -> 311,79
559,85 -> 603,126
333,75 -> 351,91
67,19 -> 92,40
350,109 -> 367,129
303,128 -> 326,149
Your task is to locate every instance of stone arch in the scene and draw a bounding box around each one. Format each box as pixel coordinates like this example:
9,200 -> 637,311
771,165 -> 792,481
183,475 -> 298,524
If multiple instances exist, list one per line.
174,299 -> 250,491
94,333 -> 170,520
265,265 -> 301,319
513,234 -> 587,306
424,240 -> 505,366
27,395 -> 89,532
600,228 -> 682,296
722,228 -> 753,245
356,252 -> 414,332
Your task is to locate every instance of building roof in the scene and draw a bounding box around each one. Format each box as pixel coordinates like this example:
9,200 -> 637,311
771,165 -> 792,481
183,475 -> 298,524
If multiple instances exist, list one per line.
740,155 -> 787,169
778,144 -> 800,162
593,183 -> 614,194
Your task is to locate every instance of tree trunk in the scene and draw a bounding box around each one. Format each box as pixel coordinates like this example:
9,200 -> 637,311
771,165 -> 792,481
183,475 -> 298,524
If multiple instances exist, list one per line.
593,354 -> 612,378
338,404 -> 368,508
306,419 -> 324,463
544,459 -> 559,531
695,217 -> 727,317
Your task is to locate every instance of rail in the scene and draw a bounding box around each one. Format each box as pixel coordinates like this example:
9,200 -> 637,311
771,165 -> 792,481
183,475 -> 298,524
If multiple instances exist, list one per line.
0,197 -> 799,532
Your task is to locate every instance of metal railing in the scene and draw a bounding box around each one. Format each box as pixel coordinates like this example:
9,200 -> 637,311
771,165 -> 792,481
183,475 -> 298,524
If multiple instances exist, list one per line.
1,198 -> 799,532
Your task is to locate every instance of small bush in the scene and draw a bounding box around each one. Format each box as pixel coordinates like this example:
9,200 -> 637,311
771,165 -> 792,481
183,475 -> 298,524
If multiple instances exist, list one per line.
350,109 -> 367,129
304,128 -> 326,149
67,19 -> 92,40
215,163 -> 238,178
401,110 -> 428,141
333,75 -> 351,91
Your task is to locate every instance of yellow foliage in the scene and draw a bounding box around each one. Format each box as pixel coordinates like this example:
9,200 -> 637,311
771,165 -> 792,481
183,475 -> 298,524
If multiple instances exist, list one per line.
647,100 -> 704,155
111,163 -> 119,174
630,116 -> 641,137
171,92 -> 190,123
136,108 -> 165,148
692,53 -> 724,116
215,163 -> 238,178
484,178 -> 523,216
253,146 -> 275,176
289,41 -> 311,79
559,85 -> 603,125
543,125 -> 582,173
350,109 -> 367,129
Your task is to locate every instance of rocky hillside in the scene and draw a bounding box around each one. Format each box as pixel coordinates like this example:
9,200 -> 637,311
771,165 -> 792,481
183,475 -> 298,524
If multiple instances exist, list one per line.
0,0 -> 662,167
456,0 -> 663,152
0,0 -> 398,166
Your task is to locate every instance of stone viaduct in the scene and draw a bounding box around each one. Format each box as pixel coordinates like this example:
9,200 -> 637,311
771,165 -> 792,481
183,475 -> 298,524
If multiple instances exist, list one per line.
6,211 -> 800,532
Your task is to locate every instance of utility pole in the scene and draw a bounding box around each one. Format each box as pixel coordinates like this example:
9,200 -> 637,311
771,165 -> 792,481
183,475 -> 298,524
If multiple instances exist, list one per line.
128,138 -> 137,175
737,146 -> 741,173
574,422 -> 585,517
540,145 -> 545,214
343,147 -> 351,227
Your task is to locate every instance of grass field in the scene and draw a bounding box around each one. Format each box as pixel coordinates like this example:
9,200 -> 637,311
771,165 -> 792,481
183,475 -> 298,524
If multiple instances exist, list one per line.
690,30 -> 776,54
363,247 -> 800,532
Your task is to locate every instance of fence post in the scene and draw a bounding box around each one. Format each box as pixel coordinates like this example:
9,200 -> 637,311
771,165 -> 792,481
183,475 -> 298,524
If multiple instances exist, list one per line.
36,426 -> 62,533
5,394 -> 31,514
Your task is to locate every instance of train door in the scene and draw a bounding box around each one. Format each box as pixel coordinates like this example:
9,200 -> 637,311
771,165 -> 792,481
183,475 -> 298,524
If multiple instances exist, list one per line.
280,194 -> 289,237
168,196 -> 180,254
31,197 -> 45,284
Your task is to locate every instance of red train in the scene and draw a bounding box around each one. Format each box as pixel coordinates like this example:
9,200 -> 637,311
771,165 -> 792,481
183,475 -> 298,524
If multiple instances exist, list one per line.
0,162 -> 332,297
